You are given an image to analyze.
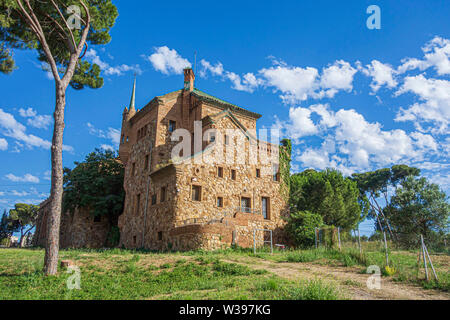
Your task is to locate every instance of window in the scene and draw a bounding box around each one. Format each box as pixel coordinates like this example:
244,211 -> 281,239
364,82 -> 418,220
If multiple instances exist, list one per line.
192,185 -> 201,201
121,135 -> 125,144
273,165 -> 280,182
136,194 -> 141,214
160,187 -> 167,202
217,197 -> 224,208
209,134 -> 216,143
158,231 -> 163,241
132,163 -> 136,176
241,197 -> 251,213
168,120 -> 176,133
231,169 -> 236,181
217,167 -> 224,178
145,155 -> 149,170
262,197 -> 270,220
94,215 -> 101,223
256,168 -> 261,178
224,135 -> 229,145
151,194 -> 157,205
133,236 -> 137,245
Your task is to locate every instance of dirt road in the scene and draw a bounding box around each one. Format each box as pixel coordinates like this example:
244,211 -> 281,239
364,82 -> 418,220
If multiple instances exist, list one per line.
224,256 -> 450,300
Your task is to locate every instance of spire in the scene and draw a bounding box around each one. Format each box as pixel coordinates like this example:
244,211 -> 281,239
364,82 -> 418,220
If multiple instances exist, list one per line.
129,75 -> 136,111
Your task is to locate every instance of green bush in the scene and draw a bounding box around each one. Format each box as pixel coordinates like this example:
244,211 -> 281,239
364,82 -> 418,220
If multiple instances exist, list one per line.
286,211 -> 324,248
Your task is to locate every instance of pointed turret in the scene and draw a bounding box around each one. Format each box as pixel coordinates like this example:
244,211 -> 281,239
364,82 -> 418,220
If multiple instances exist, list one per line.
122,76 -> 137,121
127,76 -> 137,119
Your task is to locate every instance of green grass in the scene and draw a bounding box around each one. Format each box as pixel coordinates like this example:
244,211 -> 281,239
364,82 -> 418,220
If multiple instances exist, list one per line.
0,248 -> 343,300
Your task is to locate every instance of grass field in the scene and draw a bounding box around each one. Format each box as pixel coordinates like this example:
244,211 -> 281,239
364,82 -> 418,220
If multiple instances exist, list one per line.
0,246 -> 448,300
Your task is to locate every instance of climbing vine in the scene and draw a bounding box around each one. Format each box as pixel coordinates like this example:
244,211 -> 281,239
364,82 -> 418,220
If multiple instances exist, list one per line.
279,139 -> 292,202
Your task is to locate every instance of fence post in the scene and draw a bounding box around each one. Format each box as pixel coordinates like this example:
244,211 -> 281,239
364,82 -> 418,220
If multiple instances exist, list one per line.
424,243 -> 438,281
315,228 -> 318,249
421,235 -> 429,282
357,228 -> 362,257
270,230 -> 273,255
253,229 -> 256,255
383,232 -> 389,266
338,227 -> 341,251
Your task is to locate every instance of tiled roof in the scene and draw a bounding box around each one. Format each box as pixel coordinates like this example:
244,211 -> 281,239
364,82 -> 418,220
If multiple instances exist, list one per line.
191,88 -> 262,119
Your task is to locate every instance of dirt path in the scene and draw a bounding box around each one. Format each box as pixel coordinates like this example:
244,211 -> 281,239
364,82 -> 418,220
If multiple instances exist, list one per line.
223,257 -> 450,300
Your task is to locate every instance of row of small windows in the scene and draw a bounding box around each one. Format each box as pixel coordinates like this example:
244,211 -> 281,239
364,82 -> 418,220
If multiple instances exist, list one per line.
191,185 -> 271,220
135,187 -> 168,213
216,166 -> 280,182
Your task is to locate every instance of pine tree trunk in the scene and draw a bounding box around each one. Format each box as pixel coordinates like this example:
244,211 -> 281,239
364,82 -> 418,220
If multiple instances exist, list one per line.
43,83 -> 66,276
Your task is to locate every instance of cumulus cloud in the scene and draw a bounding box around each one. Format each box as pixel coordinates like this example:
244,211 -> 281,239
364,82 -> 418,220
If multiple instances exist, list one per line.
85,49 -> 142,76
146,46 -> 191,75
319,60 -> 358,96
87,123 -> 120,149
395,74 -> 450,134
5,173 -> 40,183
358,60 -> 398,92
0,138 -> 7,151
0,109 -> 73,152
19,107 -> 52,130
259,59 -> 357,103
200,59 -> 262,93
398,36 -> 450,75
281,104 -> 437,173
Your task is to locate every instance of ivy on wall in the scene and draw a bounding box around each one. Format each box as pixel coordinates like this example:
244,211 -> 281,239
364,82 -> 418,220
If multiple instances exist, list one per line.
279,139 -> 292,202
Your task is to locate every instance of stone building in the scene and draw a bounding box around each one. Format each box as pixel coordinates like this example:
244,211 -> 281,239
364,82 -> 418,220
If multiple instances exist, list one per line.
33,198 -> 111,249
118,68 -> 290,251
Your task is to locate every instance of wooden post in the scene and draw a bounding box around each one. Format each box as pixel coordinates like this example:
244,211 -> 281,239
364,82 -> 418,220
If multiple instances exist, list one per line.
383,232 -> 389,266
338,227 -> 341,251
268,230 -> 271,253
357,228 -> 362,257
315,228 -> 318,249
253,229 -> 256,255
421,235 -> 429,282
423,242 -> 438,281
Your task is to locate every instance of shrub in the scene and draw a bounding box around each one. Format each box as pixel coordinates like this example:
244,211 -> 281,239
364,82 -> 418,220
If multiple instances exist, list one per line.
286,211 -> 324,248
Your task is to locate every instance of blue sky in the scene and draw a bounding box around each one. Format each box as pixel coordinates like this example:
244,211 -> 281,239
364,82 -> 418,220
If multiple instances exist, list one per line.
1,0 -> 449,236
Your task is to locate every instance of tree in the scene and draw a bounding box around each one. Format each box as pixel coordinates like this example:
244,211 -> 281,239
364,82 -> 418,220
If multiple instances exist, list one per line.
351,165 -> 420,239
385,176 -> 449,248
0,210 -> 15,243
8,203 -> 39,247
63,148 -> 124,246
0,0 -> 118,274
286,211 -> 324,248
290,169 -> 363,230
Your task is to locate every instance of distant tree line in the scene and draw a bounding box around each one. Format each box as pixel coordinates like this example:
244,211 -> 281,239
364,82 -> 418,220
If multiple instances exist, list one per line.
286,165 -> 449,249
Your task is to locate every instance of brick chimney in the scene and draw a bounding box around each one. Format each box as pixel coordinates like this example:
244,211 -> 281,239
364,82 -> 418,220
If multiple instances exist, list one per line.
184,68 -> 195,92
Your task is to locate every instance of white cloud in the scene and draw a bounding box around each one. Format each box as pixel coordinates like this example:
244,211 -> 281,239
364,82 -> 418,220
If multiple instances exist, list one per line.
0,138 -> 7,151
259,60 -> 357,103
200,60 -> 224,77
19,107 -> 52,130
146,46 -> 191,75
259,64 -> 319,103
101,144 -> 115,151
87,123 -> 120,149
85,49 -> 142,76
398,36 -> 450,75
0,109 -> 73,152
282,104 -> 436,173
5,173 -> 40,183
319,60 -> 357,96
395,74 -> 450,134
199,59 -> 262,93
358,60 -> 398,92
